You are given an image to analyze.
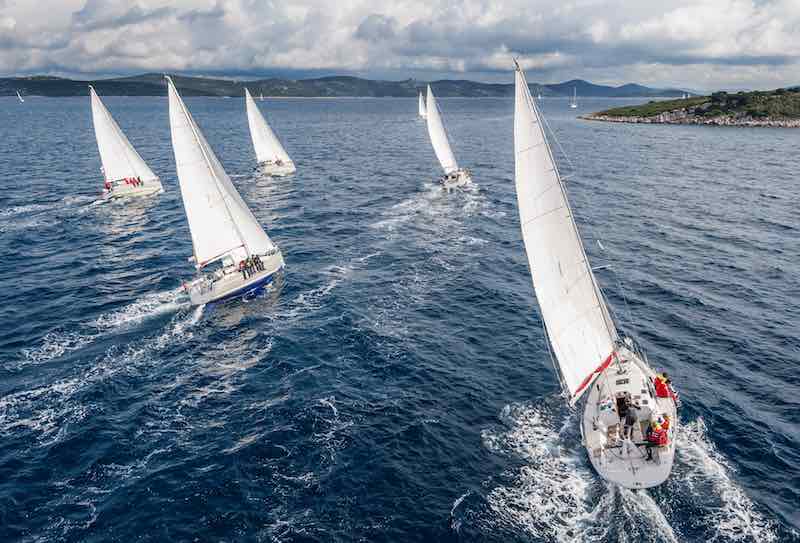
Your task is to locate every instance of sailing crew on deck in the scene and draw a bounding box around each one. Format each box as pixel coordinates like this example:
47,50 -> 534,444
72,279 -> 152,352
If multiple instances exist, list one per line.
654,373 -> 678,402
239,259 -> 249,279
623,402 -> 640,441
645,422 -> 668,461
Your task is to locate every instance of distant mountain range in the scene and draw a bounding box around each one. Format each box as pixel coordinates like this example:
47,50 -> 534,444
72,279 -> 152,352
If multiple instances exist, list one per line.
1,73 -> 686,98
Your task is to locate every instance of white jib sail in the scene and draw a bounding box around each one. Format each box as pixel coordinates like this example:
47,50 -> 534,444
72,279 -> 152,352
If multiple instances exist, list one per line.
90,86 -> 158,184
513,65 -> 618,403
244,88 -> 292,165
167,77 -> 276,267
418,92 -> 427,117
426,85 -> 458,174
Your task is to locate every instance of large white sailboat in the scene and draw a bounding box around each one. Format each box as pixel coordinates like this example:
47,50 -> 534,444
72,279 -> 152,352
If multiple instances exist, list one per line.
512,62 -> 678,489
89,86 -> 164,200
244,88 -> 296,176
425,85 -> 471,189
418,91 -> 427,118
167,77 -> 285,305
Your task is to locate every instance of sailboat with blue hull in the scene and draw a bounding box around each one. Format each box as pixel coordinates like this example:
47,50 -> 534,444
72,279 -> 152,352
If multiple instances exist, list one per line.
166,76 -> 285,305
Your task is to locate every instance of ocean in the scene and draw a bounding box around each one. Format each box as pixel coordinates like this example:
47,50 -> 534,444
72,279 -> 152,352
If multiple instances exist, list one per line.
0,94 -> 797,542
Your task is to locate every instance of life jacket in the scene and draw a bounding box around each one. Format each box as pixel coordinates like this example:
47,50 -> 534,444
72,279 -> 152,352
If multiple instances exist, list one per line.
661,416 -> 670,431
654,376 -> 670,398
648,427 -> 667,446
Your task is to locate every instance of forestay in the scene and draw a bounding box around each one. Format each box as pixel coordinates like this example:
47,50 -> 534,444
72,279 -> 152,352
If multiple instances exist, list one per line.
244,88 -> 292,165
425,85 -> 458,174
513,66 -> 618,403
167,77 -> 276,268
418,92 -> 427,117
90,86 -> 158,184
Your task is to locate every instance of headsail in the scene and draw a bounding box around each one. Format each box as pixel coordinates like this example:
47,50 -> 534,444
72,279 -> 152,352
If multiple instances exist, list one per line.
425,85 -> 459,174
513,63 -> 617,403
418,91 -> 427,118
90,86 -> 157,184
167,77 -> 275,267
244,88 -> 292,165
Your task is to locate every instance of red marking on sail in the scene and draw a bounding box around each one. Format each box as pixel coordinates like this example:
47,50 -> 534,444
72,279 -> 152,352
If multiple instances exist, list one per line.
573,351 -> 615,399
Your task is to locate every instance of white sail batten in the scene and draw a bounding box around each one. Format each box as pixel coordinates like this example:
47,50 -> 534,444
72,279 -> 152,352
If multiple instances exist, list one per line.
90,86 -> 158,184
167,77 -> 275,267
425,85 -> 458,174
513,67 -> 618,403
244,88 -> 292,164
418,92 -> 427,117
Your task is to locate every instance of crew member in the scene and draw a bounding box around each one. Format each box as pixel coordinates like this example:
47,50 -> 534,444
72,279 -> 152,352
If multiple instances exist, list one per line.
645,422 -> 668,461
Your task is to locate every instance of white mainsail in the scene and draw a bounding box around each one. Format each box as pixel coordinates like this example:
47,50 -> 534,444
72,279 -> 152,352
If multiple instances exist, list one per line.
514,65 -> 617,403
167,77 -> 276,268
244,88 -> 292,165
425,85 -> 458,174
90,85 -> 158,185
418,91 -> 427,118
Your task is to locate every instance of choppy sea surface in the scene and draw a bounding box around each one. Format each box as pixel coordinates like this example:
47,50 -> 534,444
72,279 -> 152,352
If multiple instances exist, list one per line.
0,95 -> 797,542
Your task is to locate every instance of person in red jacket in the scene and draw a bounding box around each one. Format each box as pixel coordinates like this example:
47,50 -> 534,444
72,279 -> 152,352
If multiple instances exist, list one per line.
645,422 -> 668,460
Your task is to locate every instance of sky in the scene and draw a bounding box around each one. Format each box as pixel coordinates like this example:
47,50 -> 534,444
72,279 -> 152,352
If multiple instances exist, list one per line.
0,0 -> 798,91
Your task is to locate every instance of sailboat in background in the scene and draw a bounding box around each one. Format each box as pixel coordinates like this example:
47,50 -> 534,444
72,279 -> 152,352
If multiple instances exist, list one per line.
512,61 -> 678,489
418,91 -> 427,118
89,86 -> 163,200
259,92 -> 264,102
570,86 -> 578,109
244,88 -> 296,176
167,77 -> 285,305
425,85 -> 471,189
16,90 -> 24,103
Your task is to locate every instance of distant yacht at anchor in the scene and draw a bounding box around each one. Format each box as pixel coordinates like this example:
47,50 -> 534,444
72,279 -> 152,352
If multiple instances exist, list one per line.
425,85 -> 471,189
512,61 -> 678,489
418,91 -> 427,118
167,77 -> 285,305
89,86 -> 163,200
244,88 -> 296,176
570,86 -> 578,109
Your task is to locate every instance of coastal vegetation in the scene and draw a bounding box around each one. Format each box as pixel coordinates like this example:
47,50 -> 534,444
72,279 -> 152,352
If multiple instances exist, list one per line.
587,88 -> 800,126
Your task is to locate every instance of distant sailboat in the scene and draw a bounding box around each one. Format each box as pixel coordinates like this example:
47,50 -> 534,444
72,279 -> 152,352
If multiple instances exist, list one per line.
425,85 -> 471,189
89,85 -> 163,199
244,88 -> 296,176
512,61 -> 678,489
167,77 -> 285,305
537,91 -> 542,100
259,92 -> 264,101
16,90 -> 24,103
570,86 -> 578,109
418,91 -> 427,118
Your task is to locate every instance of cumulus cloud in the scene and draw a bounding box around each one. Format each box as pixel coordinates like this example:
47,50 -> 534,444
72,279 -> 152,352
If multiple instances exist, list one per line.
0,0 -> 798,90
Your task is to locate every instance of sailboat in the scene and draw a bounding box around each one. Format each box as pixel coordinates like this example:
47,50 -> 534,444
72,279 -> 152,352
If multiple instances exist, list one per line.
425,85 -> 471,189
89,86 -> 164,200
244,88 -> 296,176
418,91 -> 427,118
570,86 -> 578,109
167,77 -> 285,305
259,92 -> 264,102
512,61 -> 678,489
16,90 -> 24,103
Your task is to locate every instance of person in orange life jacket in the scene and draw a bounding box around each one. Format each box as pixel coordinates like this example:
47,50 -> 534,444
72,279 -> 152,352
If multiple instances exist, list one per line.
660,414 -> 671,431
645,422 -> 668,460
654,372 -> 677,401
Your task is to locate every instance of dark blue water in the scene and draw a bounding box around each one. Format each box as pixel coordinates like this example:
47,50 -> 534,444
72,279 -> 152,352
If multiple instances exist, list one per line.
0,95 -> 797,542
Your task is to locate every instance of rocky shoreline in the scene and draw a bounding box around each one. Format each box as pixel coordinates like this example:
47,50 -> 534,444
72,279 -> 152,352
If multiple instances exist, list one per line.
582,109 -> 800,128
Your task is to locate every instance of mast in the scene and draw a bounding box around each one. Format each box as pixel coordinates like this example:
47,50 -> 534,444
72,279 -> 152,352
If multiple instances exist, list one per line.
513,60 -> 617,404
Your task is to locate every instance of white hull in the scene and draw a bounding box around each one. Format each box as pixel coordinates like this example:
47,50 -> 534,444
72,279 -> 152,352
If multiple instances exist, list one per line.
258,160 -> 296,177
187,250 -> 284,305
440,168 -> 471,190
581,346 -> 678,488
570,104 -> 578,109
103,179 -> 164,200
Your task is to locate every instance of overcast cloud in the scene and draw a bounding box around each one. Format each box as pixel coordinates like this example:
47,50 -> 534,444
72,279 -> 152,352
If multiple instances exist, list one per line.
0,0 -> 798,90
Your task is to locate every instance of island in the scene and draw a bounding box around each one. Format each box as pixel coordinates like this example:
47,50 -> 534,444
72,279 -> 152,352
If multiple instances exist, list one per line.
582,88 -> 800,127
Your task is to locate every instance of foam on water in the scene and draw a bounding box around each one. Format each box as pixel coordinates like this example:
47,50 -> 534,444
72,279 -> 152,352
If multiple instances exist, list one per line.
19,287 -> 188,366
675,418 -> 778,543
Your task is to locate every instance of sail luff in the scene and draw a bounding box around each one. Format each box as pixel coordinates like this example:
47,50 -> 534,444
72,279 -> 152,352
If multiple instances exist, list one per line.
425,85 -> 459,174
513,65 -> 617,403
244,88 -> 292,164
90,86 -> 158,184
167,77 -> 275,267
